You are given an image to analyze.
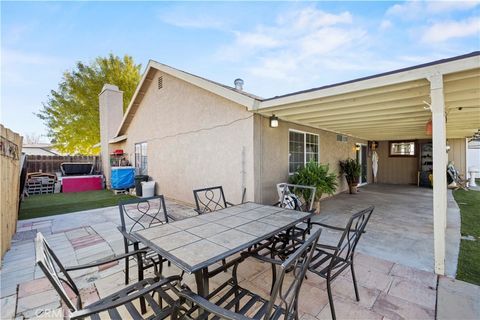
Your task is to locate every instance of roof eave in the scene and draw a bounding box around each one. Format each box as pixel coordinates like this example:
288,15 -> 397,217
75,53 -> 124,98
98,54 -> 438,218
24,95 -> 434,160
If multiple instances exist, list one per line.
109,135 -> 127,144
259,52 -> 480,109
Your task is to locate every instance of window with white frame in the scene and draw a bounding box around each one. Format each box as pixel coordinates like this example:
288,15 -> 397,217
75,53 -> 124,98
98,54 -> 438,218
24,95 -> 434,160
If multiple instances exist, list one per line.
135,142 -> 148,175
289,130 -> 319,174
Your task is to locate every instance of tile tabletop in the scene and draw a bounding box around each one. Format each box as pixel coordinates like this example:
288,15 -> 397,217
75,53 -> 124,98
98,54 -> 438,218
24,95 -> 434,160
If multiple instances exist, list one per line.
133,203 -> 313,273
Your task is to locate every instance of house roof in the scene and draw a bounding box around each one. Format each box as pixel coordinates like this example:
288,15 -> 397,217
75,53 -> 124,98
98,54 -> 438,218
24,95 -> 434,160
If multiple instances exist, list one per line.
263,51 -> 480,102
22,143 -> 60,156
115,60 -> 261,136
114,51 -> 480,140
23,143 -> 53,148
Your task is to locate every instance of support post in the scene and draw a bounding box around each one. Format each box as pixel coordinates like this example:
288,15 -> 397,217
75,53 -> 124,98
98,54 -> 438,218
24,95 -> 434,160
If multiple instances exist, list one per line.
429,73 -> 447,275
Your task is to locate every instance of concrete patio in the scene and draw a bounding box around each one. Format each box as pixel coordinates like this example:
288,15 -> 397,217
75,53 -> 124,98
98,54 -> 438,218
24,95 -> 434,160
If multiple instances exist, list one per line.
0,186 -> 478,319
313,184 -> 461,277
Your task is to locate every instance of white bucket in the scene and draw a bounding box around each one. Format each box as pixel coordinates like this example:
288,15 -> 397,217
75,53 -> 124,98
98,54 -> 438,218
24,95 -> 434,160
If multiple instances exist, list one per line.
141,181 -> 155,198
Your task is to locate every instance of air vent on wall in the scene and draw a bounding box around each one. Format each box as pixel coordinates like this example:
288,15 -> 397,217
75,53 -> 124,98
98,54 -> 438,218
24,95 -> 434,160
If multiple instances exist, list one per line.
336,134 -> 348,143
158,76 -> 163,89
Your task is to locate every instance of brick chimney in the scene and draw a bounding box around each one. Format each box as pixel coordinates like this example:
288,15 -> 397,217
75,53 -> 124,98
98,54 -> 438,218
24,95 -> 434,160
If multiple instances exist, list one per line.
99,84 -> 123,188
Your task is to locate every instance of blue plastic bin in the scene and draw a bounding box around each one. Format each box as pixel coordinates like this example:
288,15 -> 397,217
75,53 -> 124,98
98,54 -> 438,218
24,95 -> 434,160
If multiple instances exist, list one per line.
111,167 -> 135,189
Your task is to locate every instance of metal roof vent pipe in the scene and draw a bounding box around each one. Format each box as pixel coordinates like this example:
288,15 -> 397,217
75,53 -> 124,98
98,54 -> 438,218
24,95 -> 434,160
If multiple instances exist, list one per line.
234,78 -> 244,91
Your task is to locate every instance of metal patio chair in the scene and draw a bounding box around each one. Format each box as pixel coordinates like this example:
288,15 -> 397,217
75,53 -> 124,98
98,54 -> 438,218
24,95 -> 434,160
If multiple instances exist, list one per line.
271,183 -> 316,256
35,232 -> 181,319
118,196 -> 175,286
193,186 -> 246,274
275,183 -> 316,213
447,161 -> 469,190
193,186 -> 234,214
172,228 -> 322,320
307,206 -> 375,320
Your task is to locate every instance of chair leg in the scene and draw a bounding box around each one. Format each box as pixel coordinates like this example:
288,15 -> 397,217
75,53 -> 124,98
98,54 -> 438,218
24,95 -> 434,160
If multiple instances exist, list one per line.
350,264 -> 360,301
158,259 -> 164,276
270,261 -> 277,295
294,300 -> 300,320
124,239 -> 130,285
222,259 -> 227,272
234,290 -> 240,312
135,246 -> 147,314
124,256 -> 130,285
326,277 -> 336,320
157,290 -> 163,309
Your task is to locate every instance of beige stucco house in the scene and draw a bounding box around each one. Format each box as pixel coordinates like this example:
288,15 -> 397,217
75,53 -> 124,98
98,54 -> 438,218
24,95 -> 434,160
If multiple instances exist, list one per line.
99,51 -> 479,274
99,63 -> 370,206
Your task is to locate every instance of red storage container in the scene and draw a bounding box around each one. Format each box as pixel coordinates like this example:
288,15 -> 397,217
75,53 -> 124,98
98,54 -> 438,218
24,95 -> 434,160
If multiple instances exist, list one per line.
62,175 -> 103,193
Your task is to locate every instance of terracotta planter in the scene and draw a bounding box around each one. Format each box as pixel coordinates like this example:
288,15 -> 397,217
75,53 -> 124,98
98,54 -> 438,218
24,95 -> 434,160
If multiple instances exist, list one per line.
348,183 -> 358,194
347,177 -> 360,194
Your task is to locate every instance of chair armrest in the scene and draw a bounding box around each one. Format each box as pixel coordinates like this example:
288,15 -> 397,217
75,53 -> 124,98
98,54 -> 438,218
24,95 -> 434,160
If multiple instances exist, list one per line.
70,275 -> 182,319
116,226 -> 140,244
241,252 -> 283,265
311,222 -> 365,233
65,249 -> 147,271
292,238 -> 339,252
310,222 -> 346,231
316,244 -> 340,251
177,289 -> 251,320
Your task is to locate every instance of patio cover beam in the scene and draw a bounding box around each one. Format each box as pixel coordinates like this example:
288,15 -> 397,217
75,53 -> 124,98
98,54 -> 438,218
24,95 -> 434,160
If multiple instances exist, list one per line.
256,53 -> 479,110
269,84 -> 431,117
254,54 -> 480,141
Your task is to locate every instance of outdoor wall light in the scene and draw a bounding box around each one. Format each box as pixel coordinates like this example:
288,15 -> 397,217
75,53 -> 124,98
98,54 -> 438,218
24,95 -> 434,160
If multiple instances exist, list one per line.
355,144 -> 360,151
270,115 -> 279,128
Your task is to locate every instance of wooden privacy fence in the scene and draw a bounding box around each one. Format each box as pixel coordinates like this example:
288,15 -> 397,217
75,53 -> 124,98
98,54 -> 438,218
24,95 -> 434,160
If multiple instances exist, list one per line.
26,155 -> 102,174
1,124 -> 22,262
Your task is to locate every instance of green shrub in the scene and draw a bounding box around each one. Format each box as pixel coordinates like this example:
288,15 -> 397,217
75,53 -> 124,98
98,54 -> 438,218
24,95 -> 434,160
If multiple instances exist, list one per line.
339,158 -> 361,184
289,160 -> 338,202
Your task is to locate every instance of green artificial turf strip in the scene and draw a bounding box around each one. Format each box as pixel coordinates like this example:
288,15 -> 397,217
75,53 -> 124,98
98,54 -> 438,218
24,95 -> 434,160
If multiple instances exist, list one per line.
19,190 -> 134,220
453,189 -> 480,285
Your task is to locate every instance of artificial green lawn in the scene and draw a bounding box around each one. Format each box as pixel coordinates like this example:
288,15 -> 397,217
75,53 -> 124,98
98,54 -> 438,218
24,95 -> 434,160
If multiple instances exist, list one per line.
19,190 -> 135,220
453,185 -> 480,285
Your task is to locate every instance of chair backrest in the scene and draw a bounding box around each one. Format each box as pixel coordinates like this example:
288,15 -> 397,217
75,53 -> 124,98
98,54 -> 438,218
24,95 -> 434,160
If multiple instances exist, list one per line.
277,183 -> 316,212
265,228 -> 322,319
119,195 -> 170,234
35,232 -> 80,312
193,186 -> 228,214
332,206 -> 374,269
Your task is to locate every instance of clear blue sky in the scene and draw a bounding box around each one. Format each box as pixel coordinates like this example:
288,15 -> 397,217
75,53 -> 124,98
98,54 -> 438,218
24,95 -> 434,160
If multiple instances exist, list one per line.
1,1 -> 479,141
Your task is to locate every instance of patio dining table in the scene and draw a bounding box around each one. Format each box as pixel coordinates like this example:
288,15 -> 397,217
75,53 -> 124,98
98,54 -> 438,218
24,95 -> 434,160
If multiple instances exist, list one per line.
133,202 -> 314,298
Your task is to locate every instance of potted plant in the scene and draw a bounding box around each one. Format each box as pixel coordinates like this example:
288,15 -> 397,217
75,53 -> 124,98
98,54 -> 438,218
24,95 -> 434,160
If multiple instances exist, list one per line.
339,158 -> 361,194
289,160 -> 337,213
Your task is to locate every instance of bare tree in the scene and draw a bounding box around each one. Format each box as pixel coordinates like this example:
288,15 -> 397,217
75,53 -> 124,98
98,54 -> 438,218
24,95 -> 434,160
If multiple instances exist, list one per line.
24,133 -> 44,144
